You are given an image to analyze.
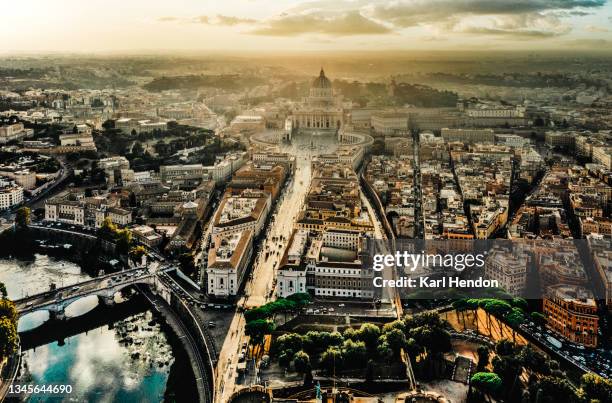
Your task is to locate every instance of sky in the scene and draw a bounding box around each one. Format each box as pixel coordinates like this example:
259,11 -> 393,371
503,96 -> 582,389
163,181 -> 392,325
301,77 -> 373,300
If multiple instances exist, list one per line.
3,0 -> 612,53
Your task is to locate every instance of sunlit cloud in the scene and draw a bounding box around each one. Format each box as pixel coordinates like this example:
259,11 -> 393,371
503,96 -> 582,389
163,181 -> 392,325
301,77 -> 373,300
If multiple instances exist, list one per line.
157,14 -> 257,26
251,11 -> 392,36
216,14 -> 257,26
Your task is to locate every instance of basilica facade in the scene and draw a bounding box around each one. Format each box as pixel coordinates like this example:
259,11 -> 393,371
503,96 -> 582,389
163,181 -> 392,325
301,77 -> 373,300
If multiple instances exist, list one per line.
291,68 -> 345,132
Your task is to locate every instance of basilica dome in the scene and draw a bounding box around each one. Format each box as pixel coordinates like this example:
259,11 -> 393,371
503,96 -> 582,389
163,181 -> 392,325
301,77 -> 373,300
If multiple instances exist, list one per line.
312,68 -> 332,89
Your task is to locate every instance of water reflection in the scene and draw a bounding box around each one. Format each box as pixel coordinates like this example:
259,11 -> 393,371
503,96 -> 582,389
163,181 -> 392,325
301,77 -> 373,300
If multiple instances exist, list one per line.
21,311 -> 173,402
0,254 -> 89,299
65,294 -> 100,318
0,255 -> 179,402
17,311 -> 50,333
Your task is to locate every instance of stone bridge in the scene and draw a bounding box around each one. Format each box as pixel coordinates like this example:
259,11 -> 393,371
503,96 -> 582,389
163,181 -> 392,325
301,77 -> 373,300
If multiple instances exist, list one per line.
15,267 -> 155,319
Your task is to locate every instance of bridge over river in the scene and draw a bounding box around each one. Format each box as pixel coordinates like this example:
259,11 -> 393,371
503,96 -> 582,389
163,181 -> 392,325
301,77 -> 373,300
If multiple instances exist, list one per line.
12,264 -> 215,403
14,267 -> 155,318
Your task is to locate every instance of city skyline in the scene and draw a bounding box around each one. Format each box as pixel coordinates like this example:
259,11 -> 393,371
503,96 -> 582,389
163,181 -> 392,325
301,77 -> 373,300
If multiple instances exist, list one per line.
3,0 -> 612,54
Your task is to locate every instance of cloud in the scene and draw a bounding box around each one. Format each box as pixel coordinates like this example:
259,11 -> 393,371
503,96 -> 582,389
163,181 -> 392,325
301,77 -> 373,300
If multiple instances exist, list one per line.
157,14 -> 256,26
449,12 -> 573,38
251,11 -> 392,36
216,15 -> 257,26
585,24 -> 609,32
367,0 -> 604,39
371,0 -> 606,27
192,15 -> 210,24
156,16 -> 179,22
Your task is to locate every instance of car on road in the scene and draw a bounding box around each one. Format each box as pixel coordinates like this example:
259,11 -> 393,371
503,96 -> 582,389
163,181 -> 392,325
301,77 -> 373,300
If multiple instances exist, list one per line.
338,303 -> 345,307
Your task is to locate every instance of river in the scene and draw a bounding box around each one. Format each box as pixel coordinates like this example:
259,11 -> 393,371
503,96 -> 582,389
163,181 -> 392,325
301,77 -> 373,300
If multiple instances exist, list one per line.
0,254 -> 193,402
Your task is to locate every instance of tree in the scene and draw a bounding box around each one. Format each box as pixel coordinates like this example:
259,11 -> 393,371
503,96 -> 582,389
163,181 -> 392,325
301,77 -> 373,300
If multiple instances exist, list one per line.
530,376 -> 579,403
483,299 -> 512,337
245,319 -> 274,346
132,141 -> 144,156
510,297 -> 528,311
492,354 -> 522,401
320,347 -> 342,375
471,372 -> 502,400
356,323 -> 381,352
102,119 -> 115,130
0,317 -> 18,359
452,299 -> 468,329
115,228 -> 132,256
0,299 -> 17,324
178,252 -> 195,276
530,311 -> 547,328
129,245 -> 146,266
343,327 -> 358,341
505,307 -> 525,344
286,292 -> 311,308
341,339 -> 367,367
278,350 -> 291,368
476,345 -> 490,371
275,333 -> 303,355
293,350 -> 310,374
495,339 -> 516,356
520,345 -> 549,376
381,328 -> 406,355
579,373 -> 612,403
15,207 -> 31,229
0,283 -> 7,299
382,319 -> 406,334
404,311 -> 444,329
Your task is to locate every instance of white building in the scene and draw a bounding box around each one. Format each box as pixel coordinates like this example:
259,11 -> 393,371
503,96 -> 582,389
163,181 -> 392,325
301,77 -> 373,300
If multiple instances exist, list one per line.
159,164 -> 205,181
371,112 -> 408,135
276,230 -> 309,298
496,134 -> 531,148
593,146 -> 612,169
203,152 -> 247,184
45,199 -> 85,225
0,183 -> 24,210
206,230 -> 253,298
0,123 -> 32,144
441,128 -> 495,143
291,69 -> 345,132
116,118 -> 168,134
484,247 -> 529,297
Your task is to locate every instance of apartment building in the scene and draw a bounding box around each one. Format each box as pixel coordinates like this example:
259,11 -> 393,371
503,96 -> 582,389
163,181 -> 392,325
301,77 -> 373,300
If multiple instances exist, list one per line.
211,190 -> 270,238
543,284 -> 599,347
45,192 -> 131,228
484,247 -> 529,296
0,182 -> 24,210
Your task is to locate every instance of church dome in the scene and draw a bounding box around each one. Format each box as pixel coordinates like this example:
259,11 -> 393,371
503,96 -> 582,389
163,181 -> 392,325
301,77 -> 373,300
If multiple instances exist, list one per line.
312,68 -> 332,89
